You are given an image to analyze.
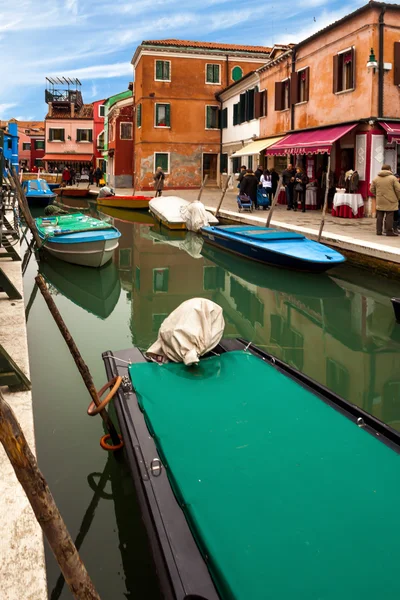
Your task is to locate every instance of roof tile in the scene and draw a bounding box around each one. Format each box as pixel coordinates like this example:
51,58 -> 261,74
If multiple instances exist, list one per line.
142,39 -> 271,54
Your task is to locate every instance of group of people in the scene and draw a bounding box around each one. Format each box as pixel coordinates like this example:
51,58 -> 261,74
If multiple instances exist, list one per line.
61,166 -> 104,187
238,165 -> 279,209
282,164 -> 309,212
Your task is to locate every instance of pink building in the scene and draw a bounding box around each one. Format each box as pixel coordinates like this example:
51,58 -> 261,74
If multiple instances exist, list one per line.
93,98 -> 106,170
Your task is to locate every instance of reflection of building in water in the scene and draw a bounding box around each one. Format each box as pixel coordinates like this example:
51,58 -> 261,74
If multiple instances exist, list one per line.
111,218 -> 135,294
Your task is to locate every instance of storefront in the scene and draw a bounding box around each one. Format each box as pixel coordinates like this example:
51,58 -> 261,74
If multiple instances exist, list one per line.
42,153 -> 93,173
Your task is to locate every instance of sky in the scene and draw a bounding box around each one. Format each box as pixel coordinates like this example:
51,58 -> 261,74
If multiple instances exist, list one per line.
0,0 -> 367,121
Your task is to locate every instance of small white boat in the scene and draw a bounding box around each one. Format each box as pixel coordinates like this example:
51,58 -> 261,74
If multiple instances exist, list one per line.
149,196 -> 218,230
35,213 -> 121,268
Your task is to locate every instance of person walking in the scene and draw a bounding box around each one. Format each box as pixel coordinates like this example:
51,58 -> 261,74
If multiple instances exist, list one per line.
62,166 -> 71,187
370,164 -> 400,236
154,166 -> 165,197
260,169 -> 273,206
238,165 -> 247,186
240,168 -> 258,209
282,164 -> 296,210
69,167 -> 76,186
94,166 -> 103,187
293,167 -> 308,212
255,164 -> 263,182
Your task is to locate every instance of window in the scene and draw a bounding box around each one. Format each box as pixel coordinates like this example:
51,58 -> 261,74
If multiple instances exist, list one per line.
230,277 -> 264,327
206,64 -> 220,84
97,130 -> 104,150
233,103 -> 239,126
155,103 -> 170,127
233,87 -> 261,125
326,358 -> 350,398
153,268 -> 169,293
220,153 -> 228,173
203,266 -> 225,291
34,140 -> 45,150
137,103 -> 142,128
291,67 -> 310,104
120,122 -> 133,140
22,143 -> 31,151
119,248 -> 131,268
99,104 -> 105,117
274,79 -> 290,111
135,267 -> 141,291
155,60 -> 171,81
232,157 -> 241,173
48,128 -> 65,142
206,105 -> 219,129
154,152 -> 169,173
76,129 -> 92,142
232,66 -> 243,82
395,42 -> 400,86
248,155 -> 253,170
333,48 -> 355,93
220,107 -> 228,129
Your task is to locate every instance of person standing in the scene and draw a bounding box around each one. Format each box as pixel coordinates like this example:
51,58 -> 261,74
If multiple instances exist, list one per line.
154,166 -> 165,197
260,169 -> 273,206
70,167 -> 76,186
270,168 -> 279,198
238,165 -> 247,186
89,167 -> 94,185
293,167 -> 308,212
370,164 -> 400,236
95,166 -> 103,186
62,166 -> 71,187
255,164 -> 263,182
240,168 -> 258,209
282,163 -> 296,210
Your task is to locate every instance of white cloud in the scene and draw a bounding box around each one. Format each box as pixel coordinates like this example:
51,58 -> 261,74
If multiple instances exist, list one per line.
53,62 -> 132,80
91,82 -> 98,98
0,103 -> 17,117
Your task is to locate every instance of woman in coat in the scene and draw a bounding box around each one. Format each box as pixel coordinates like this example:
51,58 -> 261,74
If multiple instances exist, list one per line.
293,167 -> 308,212
370,165 -> 400,236
154,166 -> 165,197
240,168 -> 259,209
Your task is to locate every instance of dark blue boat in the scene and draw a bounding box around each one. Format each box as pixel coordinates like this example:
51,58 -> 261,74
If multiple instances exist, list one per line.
201,225 -> 345,273
22,179 -> 56,206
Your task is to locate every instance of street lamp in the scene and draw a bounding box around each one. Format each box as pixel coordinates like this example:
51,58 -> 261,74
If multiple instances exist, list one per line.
367,48 -> 378,73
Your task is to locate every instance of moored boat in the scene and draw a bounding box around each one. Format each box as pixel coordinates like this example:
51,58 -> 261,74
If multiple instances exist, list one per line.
22,179 -> 56,206
96,195 -> 151,210
54,187 -> 92,198
94,205 -> 155,224
149,196 -> 218,230
35,213 -> 121,267
201,224 -> 345,273
102,337 -> 400,600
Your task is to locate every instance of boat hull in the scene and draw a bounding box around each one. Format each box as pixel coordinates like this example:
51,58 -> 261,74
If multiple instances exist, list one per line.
55,188 -> 92,198
43,237 -> 119,267
202,226 -> 345,273
149,210 -> 187,230
27,194 -> 56,206
97,196 -> 151,210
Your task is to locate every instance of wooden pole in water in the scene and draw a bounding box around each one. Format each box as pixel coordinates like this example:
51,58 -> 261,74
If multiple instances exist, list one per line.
318,154 -> 331,243
0,390 -> 101,600
35,274 -> 121,447
215,174 -> 232,217
266,176 -> 283,228
9,167 -> 42,248
197,174 -> 209,201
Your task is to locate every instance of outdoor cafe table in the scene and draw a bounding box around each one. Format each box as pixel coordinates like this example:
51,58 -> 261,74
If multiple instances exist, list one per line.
332,192 -> 364,218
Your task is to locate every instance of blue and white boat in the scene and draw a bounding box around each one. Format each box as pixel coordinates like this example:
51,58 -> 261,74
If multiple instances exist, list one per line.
22,179 -> 56,206
201,225 -> 345,273
35,213 -> 121,268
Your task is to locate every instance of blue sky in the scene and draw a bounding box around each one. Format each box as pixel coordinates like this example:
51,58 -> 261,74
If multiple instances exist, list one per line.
0,0 -> 366,121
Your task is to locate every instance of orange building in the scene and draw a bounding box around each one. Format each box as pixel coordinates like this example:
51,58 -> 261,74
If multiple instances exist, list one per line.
131,40 -> 271,190
255,1 -> 400,207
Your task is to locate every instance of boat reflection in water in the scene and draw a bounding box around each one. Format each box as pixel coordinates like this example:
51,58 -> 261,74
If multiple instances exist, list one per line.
39,254 -> 121,319
128,227 -> 400,430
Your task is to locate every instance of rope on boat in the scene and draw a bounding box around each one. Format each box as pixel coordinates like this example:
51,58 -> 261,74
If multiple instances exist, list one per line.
87,375 -> 124,451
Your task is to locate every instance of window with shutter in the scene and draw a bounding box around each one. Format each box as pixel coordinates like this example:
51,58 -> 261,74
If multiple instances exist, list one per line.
275,82 -> 283,111
206,64 -> 220,84
206,106 -> 219,129
232,66 -> 243,82
35,140 -> 45,150
295,68 -> 310,103
120,122 -> 133,140
220,153 -> 228,173
77,129 -> 91,142
247,88 -> 255,121
155,103 -> 170,127
233,103 -> 239,125
239,93 -> 246,123
395,42 -> 400,85
137,103 -> 142,128
333,49 -> 355,93
154,152 -> 169,173
49,128 -> 64,141
254,91 -> 262,119
155,60 -> 171,81
262,90 -> 267,116
221,108 -> 228,129
99,105 -> 105,117
290,72 -> 299,105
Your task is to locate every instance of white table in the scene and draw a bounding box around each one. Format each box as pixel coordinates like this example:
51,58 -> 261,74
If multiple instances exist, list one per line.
332,193 -> 364,218
305,187 -> 318,209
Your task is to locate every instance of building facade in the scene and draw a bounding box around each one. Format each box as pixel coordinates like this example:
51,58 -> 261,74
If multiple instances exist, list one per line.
0,122 -> 18,173
131,40 -> 272,190
107,95 -> 134,188
93,98 -> 106,170
103,88 -> 133,183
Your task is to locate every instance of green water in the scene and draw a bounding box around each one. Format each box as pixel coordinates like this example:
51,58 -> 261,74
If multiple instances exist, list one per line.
23,204 -> 400,598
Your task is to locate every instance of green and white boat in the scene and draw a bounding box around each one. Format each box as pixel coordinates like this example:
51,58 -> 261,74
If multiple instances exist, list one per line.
35,213 -> 121,268
103,338 -> 400,600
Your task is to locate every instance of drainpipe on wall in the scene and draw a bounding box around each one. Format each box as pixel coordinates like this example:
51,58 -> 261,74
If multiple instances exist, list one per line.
378,6 -> 386,118
290,47 -> 296,131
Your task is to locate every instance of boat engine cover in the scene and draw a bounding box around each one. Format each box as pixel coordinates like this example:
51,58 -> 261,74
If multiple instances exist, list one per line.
147,298 -> 225,366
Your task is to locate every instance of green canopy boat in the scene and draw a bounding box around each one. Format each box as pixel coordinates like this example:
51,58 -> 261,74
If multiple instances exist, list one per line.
103,339 -> 400,600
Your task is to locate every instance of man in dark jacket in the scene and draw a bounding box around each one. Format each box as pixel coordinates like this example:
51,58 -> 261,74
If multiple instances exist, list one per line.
255,165 -> 263,182
238,165 -> 247,185
282,164 -> 296,210
240,169 -> 259,208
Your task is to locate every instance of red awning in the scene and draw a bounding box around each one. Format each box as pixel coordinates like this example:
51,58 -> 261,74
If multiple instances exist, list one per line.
380,121 -> 400,143
266,123 -> 358,156
43,154 -> 93,162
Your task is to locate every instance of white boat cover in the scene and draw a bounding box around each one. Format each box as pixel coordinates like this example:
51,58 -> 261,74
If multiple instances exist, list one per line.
98,186 -> 115,198
149,196 -> 218,229
147,298 -> 225,366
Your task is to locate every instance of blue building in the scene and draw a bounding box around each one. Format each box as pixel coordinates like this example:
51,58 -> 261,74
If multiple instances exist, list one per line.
0,122 -> 19,174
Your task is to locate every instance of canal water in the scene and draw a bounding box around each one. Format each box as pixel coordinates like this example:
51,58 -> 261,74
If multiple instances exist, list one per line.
23,201 -> 400,598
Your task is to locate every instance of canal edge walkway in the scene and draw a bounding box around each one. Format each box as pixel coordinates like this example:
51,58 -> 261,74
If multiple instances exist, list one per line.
0,237 -> 48,599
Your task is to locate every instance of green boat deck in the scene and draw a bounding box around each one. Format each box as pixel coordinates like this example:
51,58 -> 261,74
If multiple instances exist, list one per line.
129,351 -> 400,600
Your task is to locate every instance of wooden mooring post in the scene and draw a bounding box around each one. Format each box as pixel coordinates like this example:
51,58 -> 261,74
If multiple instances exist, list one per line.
215,174 -> 232,217
35,274 -> 121,447
318,154 -> 331,242
266,176 -> 283,228
0,390 -> 101,600
197,174 -> 209,201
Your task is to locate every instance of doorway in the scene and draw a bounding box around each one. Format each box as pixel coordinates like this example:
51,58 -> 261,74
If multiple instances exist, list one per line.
202,153 -> 218,184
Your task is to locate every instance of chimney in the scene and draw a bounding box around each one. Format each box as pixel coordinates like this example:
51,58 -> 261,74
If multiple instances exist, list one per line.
71,103 -> 75,118
48,104 -> 53,117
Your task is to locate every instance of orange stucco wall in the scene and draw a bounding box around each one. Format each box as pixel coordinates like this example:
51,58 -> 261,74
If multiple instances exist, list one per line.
382,8 -> 400,119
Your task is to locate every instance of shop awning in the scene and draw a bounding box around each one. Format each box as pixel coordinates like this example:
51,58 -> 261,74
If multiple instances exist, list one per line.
380,121 -> 400,143
231,137 -> 284,158
43,154 -> 94,162
266,123 -> 358,156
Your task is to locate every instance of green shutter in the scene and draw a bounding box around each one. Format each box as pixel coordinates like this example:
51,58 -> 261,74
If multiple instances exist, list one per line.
49,129 -> 53,141
77,129 -> 81,142
137,104 -> 141,127
156,60 -> 163,79
89,130 -> 93,142
155,153 -> 168,172
213,65 -> 220,83
233,103 -> 239,126
206,106 -> 211,128
165,61 -> 170,80
61,129 -> 65,141
165,104 -> 170,127
206,64 -> 213,82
